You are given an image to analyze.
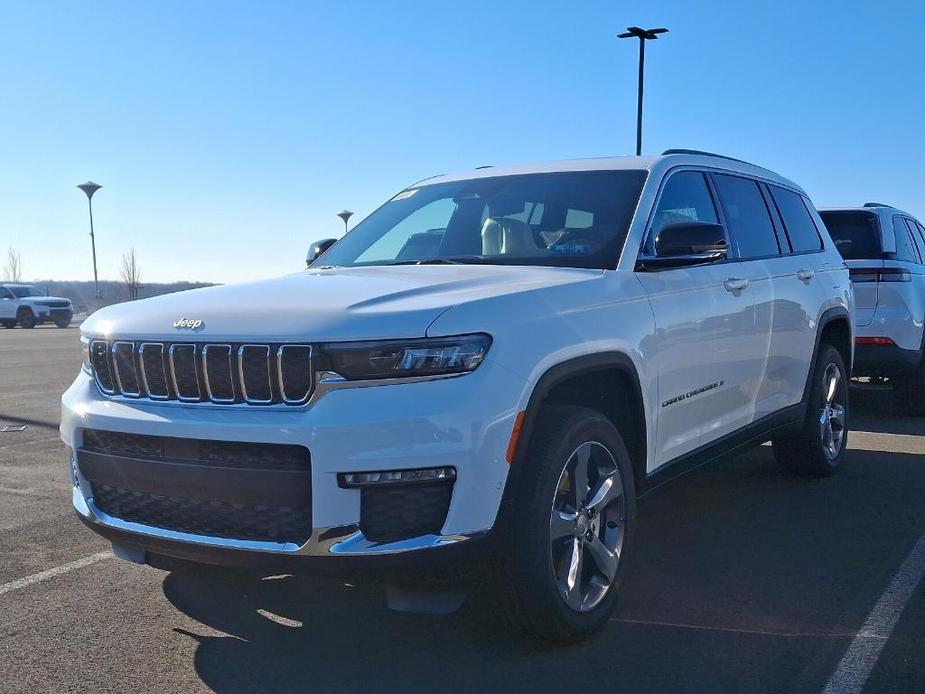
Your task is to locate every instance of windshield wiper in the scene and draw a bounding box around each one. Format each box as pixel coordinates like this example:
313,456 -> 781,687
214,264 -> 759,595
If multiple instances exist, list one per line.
389,256 -> 486,266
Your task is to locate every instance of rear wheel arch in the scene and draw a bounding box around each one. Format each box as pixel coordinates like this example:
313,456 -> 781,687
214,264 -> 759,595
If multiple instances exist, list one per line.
801,307 -> 852,403
510,353 -> 648,492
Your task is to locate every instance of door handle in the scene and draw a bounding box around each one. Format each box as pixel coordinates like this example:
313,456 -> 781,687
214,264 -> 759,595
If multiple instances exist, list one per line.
797,269 -> 815,282
723,278 -> 749,293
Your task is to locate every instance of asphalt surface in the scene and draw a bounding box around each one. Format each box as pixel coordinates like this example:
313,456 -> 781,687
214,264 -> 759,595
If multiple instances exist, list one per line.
1,326 -> 923,693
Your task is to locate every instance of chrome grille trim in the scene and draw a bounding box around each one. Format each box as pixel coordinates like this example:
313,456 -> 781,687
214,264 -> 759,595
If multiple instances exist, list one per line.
87,340 -> 329,407
138,343 -> 169,400
202,344 -> 235,403
277,344 -> 313,404
111,341 -> 141,397
238,344 -> 273,404
90,340 -> 116,395
169,344 -> 201,402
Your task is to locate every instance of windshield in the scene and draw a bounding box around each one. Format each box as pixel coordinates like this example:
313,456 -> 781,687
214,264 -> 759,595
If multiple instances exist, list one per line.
8,286 -> 45,298
819,211 -> 882,260
317,170 -> 648,270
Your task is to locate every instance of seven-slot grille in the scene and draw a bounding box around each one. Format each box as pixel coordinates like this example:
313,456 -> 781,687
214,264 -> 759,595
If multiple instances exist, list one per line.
88,340 -> 313,405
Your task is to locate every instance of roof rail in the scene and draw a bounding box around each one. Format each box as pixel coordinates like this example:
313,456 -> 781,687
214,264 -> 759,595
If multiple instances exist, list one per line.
863,202 -> 893,208
661,148 -> 755,165
660,148 -> 783,179
474,165 -> 493,169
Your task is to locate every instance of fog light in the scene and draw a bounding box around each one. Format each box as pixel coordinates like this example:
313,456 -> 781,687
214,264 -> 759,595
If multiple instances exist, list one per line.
338,466 -> 456,488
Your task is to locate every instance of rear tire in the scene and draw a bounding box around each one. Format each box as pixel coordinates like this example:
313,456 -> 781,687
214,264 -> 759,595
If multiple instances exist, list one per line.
17,310 -> 35,329
1,320 -> 13,329
497,405 -> 636,643
893,360 -> 925,416
772,344 -> 848,476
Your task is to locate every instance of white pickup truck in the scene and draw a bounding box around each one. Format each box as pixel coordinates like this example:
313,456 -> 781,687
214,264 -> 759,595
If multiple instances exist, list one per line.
0,283 -> 74,328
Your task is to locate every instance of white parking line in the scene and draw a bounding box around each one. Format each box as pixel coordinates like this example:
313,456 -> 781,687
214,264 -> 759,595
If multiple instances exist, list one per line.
0,551 -> 112,596
822,533 -> 925,694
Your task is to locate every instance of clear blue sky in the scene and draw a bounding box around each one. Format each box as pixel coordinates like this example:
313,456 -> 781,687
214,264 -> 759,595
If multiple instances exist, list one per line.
2,1 -> 923,284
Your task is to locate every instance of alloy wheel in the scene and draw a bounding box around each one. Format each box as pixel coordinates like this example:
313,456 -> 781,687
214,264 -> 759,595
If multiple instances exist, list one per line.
819,362 -> 846,460
548,441 -> 626,612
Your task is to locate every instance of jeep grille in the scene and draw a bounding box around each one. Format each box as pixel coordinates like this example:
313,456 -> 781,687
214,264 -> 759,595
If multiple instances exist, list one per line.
87,340 -> 313,405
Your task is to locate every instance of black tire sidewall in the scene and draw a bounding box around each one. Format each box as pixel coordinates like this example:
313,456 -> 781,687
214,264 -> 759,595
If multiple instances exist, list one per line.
504,405 -> 636,641
18,311 -> 35,329
803,344 -> 849,474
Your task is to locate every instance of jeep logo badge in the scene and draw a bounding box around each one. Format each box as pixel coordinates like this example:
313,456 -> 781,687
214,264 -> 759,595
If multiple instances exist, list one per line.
173,318 -> 203,330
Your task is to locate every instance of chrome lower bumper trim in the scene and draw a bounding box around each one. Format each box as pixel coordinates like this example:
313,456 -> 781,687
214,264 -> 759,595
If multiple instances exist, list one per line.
72,484 -> 484,558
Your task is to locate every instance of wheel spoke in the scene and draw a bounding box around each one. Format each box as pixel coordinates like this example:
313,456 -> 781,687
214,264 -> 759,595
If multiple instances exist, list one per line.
571,444 -> 591,509
550,510 -> 577,541
830,404 -> 846,429
586,535 -> 619,582
563,537 -> 584,610
825,365 -> 840,404
586,472 -> 623,514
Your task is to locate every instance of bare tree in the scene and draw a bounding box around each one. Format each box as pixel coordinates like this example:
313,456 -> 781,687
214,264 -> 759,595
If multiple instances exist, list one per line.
4,247 -> 22,282
120,248 -> 142,300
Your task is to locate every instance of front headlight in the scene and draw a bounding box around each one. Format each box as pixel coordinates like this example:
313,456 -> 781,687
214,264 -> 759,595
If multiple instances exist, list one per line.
79,337 -> 92,375
318,334 -> 491,381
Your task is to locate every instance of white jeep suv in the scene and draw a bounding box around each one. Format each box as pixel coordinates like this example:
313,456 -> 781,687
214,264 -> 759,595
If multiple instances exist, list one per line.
819,204 -> 925,411
1,283 -> 74,328
61,150 -> 852,642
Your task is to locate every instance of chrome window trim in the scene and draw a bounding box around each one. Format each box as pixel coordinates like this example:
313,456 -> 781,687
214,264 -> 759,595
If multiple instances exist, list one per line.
168,343 -> 201,402
111,341 -> 141,397
277,344 -> 313,404
138,343 -> 170,400
202,343 -> 235,403
89,339 -> 116,395
238,344 -> 273,404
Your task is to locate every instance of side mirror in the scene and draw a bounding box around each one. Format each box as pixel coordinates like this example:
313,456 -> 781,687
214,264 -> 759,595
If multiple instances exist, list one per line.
306,238 -> 338,267
642,222 -> 728,269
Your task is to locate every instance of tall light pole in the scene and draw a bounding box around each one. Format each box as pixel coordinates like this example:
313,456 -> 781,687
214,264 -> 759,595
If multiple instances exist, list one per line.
336,209 -> 353,236
77,181 -> 102,304
618,26 -> 668,155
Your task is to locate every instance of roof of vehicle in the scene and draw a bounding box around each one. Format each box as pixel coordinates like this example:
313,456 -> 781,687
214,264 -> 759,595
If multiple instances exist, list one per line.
1,283 -> 33,288
414,150 -> 805,194
819,205 -> 918,220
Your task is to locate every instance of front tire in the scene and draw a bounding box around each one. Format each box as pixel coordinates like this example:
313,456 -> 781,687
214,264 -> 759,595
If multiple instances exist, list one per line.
17,310 -> 36,329
54,318 -> 71,328
499,405 -> 636,643
773,344 -> 848,476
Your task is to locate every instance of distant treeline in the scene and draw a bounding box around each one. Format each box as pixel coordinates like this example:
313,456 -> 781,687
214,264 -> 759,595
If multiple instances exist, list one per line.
30,280 -> 216,313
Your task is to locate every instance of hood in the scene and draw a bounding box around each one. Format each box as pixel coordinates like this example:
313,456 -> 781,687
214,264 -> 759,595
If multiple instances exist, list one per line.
81,265 -> 602,342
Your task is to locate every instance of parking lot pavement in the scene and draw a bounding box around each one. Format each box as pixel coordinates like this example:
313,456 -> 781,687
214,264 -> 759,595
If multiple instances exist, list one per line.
1,327 -> 923,693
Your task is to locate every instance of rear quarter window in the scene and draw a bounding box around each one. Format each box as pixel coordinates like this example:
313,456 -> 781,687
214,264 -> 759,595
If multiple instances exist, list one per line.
770,186 -> 823,252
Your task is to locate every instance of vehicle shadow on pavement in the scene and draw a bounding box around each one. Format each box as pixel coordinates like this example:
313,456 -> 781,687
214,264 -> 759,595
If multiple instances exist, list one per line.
0,414 -> 60,431
159,392 -> 925,694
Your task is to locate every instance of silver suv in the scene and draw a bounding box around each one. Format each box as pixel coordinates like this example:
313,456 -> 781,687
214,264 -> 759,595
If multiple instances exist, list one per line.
820,204 -> 925,411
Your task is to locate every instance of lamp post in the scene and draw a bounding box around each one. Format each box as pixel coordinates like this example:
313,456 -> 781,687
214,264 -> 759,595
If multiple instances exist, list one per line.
77,181 -> 102,304
336,210 -> 353,236
617,26 -> 669,155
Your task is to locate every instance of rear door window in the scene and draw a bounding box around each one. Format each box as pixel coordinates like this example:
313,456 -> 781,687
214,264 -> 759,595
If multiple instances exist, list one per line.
769,186 -> 823,252
712,174 -> 780,258
818,211 -> 881,259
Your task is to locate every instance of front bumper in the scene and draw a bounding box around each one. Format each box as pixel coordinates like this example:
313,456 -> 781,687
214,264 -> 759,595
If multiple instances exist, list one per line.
61,361 -> 525,566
